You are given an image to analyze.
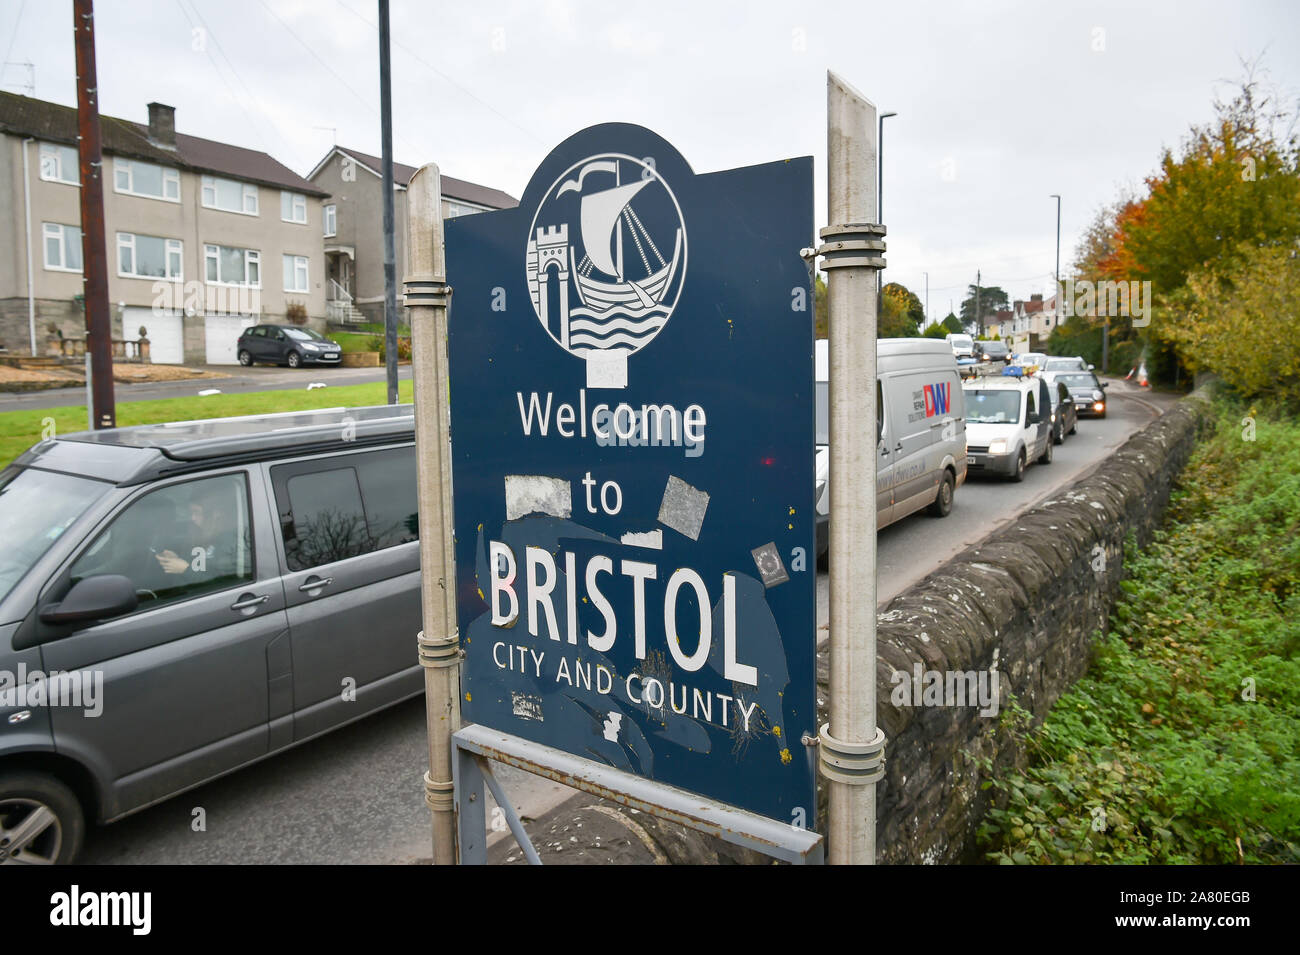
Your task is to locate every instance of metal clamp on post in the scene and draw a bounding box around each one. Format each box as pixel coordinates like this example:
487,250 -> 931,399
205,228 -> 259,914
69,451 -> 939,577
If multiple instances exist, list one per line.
403,273 -> 452,309
817,722 -> 886,785
816,223 -> 887,272
424,770 -> 455,812
417,629 -> 461,669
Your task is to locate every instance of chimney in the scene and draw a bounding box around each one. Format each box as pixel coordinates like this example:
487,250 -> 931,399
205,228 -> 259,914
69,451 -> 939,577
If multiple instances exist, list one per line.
1030,293 -> 1042,301
147,102 -> 176,148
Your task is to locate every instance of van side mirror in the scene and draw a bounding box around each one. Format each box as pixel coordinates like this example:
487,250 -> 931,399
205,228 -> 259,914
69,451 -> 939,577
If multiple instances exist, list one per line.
40,575 -> 139,626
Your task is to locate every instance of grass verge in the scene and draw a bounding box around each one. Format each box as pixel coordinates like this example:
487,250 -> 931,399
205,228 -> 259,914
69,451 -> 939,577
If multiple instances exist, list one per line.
0,380 -> 414,468
976,399 -> 1300,864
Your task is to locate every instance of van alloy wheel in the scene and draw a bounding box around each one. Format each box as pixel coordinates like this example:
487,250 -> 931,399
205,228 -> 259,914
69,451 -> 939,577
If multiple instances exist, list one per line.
0,797 -> 63,865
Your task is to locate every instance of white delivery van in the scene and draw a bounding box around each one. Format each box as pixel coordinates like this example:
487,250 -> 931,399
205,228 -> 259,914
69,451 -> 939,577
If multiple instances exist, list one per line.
962,373 -> 1054,481
815,338 -> 968,557
945,333 -> 975,359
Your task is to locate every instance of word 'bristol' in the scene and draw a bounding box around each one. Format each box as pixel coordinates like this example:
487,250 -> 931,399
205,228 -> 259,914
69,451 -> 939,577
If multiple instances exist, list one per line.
487,540 -> 758,687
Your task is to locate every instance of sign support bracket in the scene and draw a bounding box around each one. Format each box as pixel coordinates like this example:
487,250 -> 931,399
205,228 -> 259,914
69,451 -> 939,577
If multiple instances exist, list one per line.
452,724 -> 824,865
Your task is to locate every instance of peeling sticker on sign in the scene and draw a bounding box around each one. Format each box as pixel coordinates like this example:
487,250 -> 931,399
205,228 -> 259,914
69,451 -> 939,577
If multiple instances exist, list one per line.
505,474 -> 572,521
657,475 -> 709,541
751,542 -> 789,588
620,528 -> 664,549
512,691 -> 544,721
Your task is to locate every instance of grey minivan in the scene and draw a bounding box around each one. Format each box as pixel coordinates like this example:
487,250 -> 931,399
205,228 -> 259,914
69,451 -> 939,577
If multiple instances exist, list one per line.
0,406 -> 422,863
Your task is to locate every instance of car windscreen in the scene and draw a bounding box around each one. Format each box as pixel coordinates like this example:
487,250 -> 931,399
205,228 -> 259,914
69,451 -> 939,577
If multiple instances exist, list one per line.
982,343 -> 1008,354
963,389 -> 1021,423
1057,374 -> 1098,389
285,328 -> 326,341
1044,359 -> 1083,371
0,468 -> 108,604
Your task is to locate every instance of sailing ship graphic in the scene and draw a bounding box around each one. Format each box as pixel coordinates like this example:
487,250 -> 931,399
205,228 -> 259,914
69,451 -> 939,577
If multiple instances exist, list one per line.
527,154 -> 686,386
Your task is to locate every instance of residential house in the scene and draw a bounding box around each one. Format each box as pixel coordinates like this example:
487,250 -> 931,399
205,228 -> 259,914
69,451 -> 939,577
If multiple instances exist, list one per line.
0,91 -> 329,363
1010,293 -> 1060,349
306,146 -> 517,325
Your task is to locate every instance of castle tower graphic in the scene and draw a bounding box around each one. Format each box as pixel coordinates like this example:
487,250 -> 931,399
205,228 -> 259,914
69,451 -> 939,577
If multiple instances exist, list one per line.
526,224 -> 571,349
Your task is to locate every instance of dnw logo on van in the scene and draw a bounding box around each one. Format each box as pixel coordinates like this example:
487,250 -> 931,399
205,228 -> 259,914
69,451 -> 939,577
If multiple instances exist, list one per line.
526,154 -> 688,389
923,382 -> 951,417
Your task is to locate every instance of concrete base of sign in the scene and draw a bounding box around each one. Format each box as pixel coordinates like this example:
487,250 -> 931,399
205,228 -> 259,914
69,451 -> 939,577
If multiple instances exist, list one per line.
452,723 -> 824,865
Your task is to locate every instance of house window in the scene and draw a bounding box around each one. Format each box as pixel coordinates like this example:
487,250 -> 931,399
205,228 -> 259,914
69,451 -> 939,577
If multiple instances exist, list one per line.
444,200 -> 485,219
117,233 -> 183,280
205,244 -> 260,286
283,254 -> 309,293
281,191 -> 307,224
114,158 -> 180,201
323,204 -> 337,238
201,176 -> 259,215
42,223 -> 83,272
38,142 -> 79,185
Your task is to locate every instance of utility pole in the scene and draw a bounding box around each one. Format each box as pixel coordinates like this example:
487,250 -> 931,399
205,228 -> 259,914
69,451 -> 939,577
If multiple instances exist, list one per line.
975,269 -> 981,337
379,0 -> 399,405
73,0 -> 114,429
820,72 -> 886,865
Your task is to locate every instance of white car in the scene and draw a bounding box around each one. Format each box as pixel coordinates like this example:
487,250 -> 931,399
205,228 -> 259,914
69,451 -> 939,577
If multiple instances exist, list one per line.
962,375 -> 1054,481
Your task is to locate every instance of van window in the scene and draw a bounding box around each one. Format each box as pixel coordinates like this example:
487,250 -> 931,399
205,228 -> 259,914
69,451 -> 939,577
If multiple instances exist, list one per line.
1025,389 -> 1037,422
273,447 -> 418,572
877,380 -> 884,444
0,469 -> 108,604
69,473 -> 253,609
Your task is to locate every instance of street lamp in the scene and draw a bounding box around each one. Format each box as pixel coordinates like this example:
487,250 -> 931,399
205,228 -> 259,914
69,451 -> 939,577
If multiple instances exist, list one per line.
878,111 -> 897,302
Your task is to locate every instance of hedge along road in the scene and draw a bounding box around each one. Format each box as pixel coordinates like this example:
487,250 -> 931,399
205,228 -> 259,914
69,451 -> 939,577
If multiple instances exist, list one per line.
76,380 -> 1177,864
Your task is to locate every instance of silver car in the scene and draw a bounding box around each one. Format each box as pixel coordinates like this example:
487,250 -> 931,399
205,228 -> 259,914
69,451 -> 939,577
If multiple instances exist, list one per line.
0,406 -> 423,863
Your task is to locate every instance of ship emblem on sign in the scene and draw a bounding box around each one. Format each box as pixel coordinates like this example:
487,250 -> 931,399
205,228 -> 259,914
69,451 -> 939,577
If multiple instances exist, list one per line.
526,154 -> 687,388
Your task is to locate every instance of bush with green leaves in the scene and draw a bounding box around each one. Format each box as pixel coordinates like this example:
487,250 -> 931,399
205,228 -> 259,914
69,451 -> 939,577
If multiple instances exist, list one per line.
977,402 -> 1300,864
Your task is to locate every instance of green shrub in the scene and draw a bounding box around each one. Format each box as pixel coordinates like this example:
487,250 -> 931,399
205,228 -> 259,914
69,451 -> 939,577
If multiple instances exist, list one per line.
977,402 -> 1300,864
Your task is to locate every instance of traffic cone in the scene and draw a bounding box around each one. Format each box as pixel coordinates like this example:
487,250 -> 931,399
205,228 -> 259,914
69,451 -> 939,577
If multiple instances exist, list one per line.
1124,367 -> 1135,381
1137,362 -> 1149,387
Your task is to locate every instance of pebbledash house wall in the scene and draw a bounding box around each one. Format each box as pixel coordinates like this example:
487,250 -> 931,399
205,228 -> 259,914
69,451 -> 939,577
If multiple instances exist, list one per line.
810,388 -> 1213,864
0,133 -> 328,361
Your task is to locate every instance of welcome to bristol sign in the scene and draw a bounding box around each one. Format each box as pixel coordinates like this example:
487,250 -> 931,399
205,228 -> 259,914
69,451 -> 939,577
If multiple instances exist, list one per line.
445,124 -> 816,825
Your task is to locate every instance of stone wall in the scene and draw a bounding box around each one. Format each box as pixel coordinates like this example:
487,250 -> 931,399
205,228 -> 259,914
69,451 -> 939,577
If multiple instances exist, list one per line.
814,389 -> 1214,863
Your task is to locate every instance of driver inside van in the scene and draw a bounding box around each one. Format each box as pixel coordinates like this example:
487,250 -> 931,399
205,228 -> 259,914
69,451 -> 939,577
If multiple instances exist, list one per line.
154,484 -> 238,584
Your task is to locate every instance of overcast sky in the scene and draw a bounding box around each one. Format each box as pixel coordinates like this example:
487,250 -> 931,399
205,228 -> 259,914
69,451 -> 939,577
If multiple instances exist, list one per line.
5,0 -> 1299,318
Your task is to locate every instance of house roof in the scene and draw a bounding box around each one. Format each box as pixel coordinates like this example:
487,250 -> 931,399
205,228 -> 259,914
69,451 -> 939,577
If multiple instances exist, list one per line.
0,91 -> 328,197
312,145 -> 518,210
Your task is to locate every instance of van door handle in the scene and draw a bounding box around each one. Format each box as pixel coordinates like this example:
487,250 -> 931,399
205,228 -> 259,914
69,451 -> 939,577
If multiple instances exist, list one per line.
298,576 -> 334,593
231,594 -> 270,612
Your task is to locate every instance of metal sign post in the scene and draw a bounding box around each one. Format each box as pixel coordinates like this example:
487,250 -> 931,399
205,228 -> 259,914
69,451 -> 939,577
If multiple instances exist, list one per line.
818,72 -> 886,865
404,165 -> 461,865
439,123 -> 821,861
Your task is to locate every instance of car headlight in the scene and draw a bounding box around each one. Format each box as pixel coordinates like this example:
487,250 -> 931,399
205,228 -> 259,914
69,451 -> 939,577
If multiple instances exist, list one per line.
988,439 -> 1008,454
302,342 -> 320,351
1050,412 -> 1056,422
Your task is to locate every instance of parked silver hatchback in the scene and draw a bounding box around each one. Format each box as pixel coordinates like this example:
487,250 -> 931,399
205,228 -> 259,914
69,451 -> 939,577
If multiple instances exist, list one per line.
0,406 -> 423,863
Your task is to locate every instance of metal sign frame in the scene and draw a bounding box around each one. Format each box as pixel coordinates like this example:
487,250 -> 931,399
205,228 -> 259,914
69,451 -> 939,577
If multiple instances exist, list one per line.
452,724 -> 823,865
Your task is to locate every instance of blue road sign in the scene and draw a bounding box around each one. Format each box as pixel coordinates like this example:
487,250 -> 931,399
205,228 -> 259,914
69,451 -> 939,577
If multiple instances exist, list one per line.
445,124 -> 815,824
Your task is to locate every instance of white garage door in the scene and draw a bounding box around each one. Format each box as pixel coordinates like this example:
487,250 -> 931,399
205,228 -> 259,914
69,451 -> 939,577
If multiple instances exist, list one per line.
126,308 -> 184,365
205,314 -> 257,365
